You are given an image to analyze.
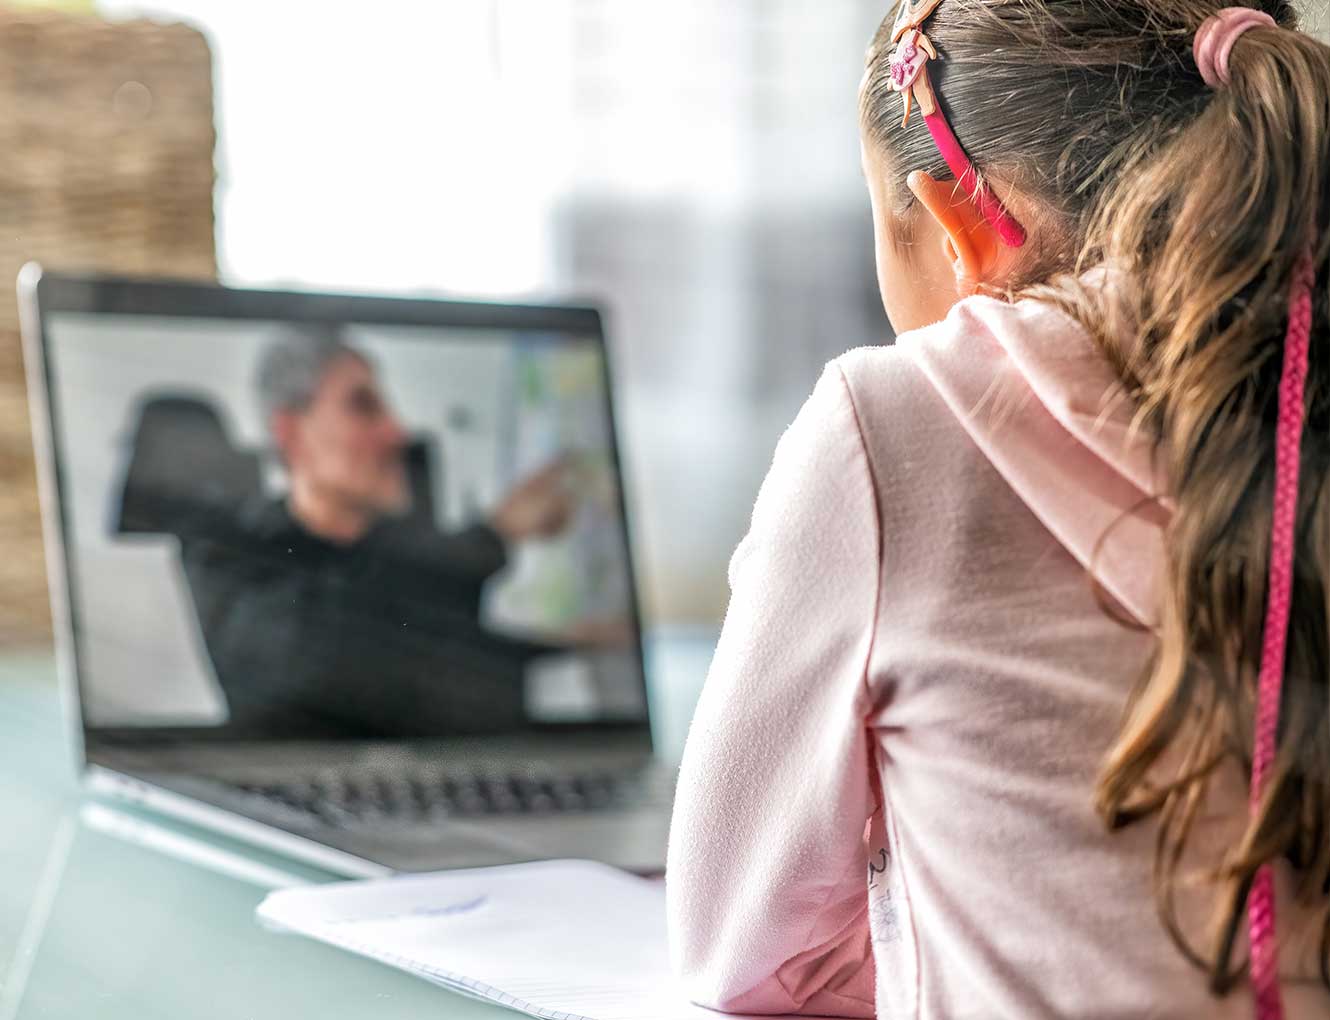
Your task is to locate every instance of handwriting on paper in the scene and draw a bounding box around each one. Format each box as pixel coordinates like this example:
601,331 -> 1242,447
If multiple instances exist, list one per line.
321,895 -> 488,926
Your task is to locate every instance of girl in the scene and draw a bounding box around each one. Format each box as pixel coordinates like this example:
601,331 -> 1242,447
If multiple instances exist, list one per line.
665,2 -> 1330,1018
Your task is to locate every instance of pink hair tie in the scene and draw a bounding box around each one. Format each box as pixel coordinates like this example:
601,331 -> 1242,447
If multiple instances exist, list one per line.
1194,6 -> 1277,88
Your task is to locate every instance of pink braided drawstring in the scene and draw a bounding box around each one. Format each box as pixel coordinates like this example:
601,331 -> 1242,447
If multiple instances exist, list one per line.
1248,247 -> 1317,1020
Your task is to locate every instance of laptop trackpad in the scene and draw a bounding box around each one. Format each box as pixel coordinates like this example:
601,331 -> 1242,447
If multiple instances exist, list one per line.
326,813 -> 668,874
325,817 -> 554,872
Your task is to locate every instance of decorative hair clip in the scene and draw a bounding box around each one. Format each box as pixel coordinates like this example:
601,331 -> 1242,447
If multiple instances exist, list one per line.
885,0 -> 1027,248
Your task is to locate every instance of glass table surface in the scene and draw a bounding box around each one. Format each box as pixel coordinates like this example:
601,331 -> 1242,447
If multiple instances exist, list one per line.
0,630 -> 716,1019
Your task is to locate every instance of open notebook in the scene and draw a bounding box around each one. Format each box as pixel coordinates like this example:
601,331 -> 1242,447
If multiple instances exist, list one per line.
256,858 -> 798,1020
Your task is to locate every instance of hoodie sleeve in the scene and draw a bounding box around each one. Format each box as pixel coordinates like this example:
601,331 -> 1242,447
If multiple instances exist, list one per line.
665,358 -> 881,1017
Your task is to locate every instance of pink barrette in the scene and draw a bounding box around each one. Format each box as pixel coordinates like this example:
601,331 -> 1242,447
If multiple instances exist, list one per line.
885,0 -> 1027,248
1194,6 -> 1276,88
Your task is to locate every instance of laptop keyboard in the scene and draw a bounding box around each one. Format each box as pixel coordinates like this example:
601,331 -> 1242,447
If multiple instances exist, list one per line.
226,767 -> 671,828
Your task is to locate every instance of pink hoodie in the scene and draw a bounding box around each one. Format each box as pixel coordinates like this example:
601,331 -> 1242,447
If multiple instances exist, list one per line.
664,292 -> 1330,1019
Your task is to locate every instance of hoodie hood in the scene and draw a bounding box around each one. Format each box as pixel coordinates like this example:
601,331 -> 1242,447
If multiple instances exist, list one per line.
893,292 -> 1171,630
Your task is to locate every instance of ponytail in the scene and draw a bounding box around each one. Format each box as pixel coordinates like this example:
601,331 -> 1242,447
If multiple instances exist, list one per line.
1086,7 -> 1330,995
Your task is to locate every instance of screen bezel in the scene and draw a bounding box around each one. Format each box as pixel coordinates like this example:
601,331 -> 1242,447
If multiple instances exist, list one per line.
21,266 -> 653,754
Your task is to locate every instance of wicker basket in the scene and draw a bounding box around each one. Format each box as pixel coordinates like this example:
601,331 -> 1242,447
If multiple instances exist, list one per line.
0,6 -> 218,646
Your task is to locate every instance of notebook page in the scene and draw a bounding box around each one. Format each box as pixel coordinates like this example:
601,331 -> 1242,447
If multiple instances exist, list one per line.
256,858 -> 797,1020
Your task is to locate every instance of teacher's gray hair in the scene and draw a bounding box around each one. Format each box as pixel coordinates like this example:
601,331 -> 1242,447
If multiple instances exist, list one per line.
254,322 -> 368,431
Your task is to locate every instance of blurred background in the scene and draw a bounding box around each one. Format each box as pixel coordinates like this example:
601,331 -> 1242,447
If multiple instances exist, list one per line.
1,0 -> 1324,650
0,0 -> 900,648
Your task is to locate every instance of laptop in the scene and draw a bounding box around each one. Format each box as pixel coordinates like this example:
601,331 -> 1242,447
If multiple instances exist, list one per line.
18,264 -> 674,878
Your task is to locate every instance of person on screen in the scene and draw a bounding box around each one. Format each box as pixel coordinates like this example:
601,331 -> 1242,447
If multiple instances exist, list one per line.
123,324 -> 578,739
252,324 -> 572,603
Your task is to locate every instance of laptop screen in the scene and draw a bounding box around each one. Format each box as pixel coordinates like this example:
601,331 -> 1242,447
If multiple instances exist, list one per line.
33,277 -> 649,746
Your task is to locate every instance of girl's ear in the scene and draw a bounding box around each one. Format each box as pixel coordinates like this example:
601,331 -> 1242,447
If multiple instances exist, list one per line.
907,170 -> 1003,296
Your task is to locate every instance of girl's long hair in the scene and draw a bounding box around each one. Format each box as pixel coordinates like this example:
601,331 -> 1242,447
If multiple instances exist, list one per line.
862,0 -> 1330,994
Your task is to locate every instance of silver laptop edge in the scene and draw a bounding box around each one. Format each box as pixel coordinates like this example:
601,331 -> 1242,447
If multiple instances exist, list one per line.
18,263 -> 88,778
84,766 -> 391,878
